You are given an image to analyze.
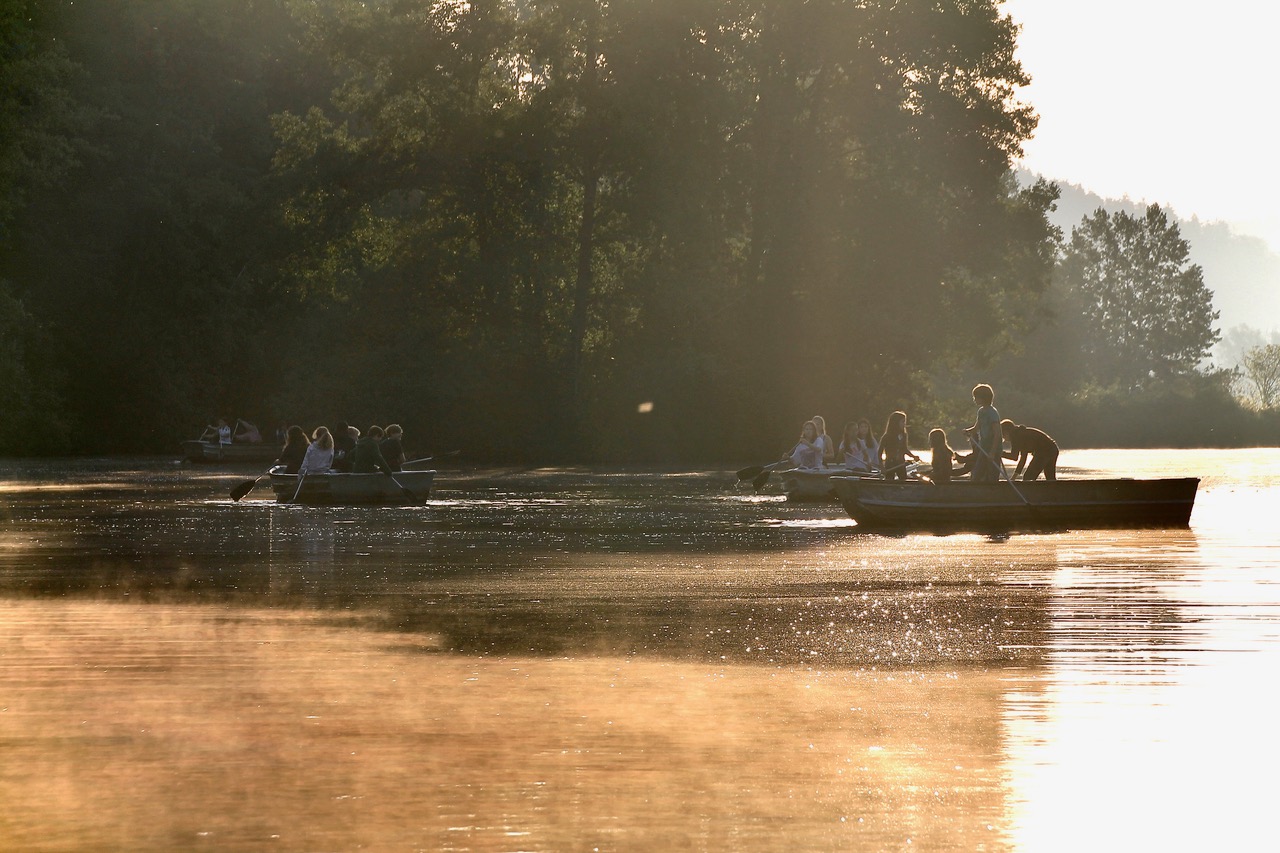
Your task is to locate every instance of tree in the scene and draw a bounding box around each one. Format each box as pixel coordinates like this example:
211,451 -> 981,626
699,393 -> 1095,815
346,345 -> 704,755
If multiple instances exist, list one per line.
1059,204 -> 1220,388
1239,343 -> 1280,410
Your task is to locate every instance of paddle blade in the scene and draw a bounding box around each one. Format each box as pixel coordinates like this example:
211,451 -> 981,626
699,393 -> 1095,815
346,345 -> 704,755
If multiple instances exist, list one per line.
751,469 -> 772,491
736,465 -> 765,481
229,478 -> 257,501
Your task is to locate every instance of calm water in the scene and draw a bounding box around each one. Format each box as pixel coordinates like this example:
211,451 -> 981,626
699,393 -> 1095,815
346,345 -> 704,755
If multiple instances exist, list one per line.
1,449 -> 1278,851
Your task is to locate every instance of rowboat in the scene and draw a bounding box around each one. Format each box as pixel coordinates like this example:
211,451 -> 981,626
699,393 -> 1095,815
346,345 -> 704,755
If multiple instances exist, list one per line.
182,440 -> 281,464
777,466 -> 877,502
832,476 -> 1199,531
775,462 -> 924,502
267,466 -> 435,505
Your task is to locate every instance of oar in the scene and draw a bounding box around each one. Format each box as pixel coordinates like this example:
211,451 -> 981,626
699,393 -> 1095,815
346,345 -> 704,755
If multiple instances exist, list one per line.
387,472 -> 423,502
971,440 -> 1031,507
230,469 -> 273,502
402,450 -> 460,469
286,470 -> 309,504
752,461 -> 790,492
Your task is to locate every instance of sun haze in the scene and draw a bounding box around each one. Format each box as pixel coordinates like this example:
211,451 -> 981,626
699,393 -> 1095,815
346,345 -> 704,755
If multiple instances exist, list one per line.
1004,0 -> 1280,251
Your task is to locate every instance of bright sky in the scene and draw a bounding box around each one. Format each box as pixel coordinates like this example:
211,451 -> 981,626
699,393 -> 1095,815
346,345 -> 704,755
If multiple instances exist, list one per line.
1003,1 -> 1280,252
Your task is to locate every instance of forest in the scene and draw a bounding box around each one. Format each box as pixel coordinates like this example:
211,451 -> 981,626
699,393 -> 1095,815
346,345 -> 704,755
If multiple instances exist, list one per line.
2,0 -> 1275,461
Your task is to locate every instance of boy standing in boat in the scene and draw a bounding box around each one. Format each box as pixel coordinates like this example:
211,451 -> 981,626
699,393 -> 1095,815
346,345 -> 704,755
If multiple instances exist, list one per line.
967,384 -> 1002,482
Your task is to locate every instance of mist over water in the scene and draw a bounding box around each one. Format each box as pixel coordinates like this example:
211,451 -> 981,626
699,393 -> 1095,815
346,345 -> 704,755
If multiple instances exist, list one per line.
1,449 -> 1278,850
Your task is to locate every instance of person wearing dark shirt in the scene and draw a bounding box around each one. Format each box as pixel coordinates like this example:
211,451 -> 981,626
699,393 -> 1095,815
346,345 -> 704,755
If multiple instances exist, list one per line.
1001,419 -> 1060,481
277,425 -> 309,475
332,421 -> 356,472
350,425 -> 393,475
380,423 -> 406,472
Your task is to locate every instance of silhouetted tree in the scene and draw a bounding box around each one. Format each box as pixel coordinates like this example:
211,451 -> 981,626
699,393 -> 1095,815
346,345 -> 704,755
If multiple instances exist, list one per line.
1059,204 -> 1219,389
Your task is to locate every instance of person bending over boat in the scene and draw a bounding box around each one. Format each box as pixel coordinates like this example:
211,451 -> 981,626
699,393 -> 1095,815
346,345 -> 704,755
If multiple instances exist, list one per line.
380,423 -> 406,471
927,428 -> 973,483
300,426 -> 335,475
879,411 -> 921,481
785,420 -> 825,469
966,384 -> 1002,482
277,425 -> 310,474
1001,420 -> 1059,481
811,415 -> 837,465
839,418 -> 879,472
350,425 -> 394,475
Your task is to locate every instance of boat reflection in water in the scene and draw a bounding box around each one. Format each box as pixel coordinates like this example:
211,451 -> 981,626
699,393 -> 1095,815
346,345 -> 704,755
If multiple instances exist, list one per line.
0,451 -> 1277,849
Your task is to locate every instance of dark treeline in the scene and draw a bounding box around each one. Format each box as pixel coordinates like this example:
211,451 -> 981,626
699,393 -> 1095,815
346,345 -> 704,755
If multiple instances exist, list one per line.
1,0 -> 1272,460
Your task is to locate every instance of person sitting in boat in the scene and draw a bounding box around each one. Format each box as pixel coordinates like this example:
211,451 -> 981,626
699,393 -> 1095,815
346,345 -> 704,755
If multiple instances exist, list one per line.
234,419 -> 263,444
785,420 -> 825,469
838,418 -> 879,472
350,425 -> 394,475
966,384 -> 1003,482
332,422 -> 356,472
380,423 -> 406,472
207,418 -> 232,445
811,415 -> 837,465
1001,419 -> 1060,481
879,410 -> 921,481
300,426 -> 335,475
276,426 -> 309,474
927,428 -> 973,483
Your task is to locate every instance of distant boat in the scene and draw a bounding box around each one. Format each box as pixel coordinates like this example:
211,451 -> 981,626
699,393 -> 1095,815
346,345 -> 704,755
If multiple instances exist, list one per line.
832,477 -> 1199,531
267,466 -> 435,505
182,440 -> 281,464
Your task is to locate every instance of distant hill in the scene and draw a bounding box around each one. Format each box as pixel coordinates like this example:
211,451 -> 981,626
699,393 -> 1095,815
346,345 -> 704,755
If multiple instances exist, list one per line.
1017,169 -> 1280,367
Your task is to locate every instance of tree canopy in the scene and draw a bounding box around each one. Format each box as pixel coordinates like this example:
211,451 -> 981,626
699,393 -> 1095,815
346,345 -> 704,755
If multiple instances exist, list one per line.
7,0 -> 1255,459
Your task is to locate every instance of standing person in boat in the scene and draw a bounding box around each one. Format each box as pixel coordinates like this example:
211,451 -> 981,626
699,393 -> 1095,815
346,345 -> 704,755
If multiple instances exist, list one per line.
299,426 -> 335,475
811,415 -> 837,465
927,428 -> 973,483
276,425 -> 310,475
966,383 -> 1003,482
350,425 -> 394,475
1001,419 -> 1060,481
380,424 -> 406,472
785,420 -> 825,469
332,422 -> 356,472
839,418 -> 880,472
879,411 -> 921,481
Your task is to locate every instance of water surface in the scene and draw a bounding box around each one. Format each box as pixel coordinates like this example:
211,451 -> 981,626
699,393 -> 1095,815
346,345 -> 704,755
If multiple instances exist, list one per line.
1,450 -> 1277,850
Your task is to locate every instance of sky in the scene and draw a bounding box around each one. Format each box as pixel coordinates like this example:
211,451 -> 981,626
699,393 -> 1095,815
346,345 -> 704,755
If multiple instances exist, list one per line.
1003,1 -> 1280,252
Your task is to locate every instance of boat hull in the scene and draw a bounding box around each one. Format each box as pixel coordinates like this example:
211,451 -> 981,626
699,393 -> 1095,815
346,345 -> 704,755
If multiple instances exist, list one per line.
182,440 -> 280,464
778,467 -> 876,502
832,477 -> 1199,531
268,468 -> 435,505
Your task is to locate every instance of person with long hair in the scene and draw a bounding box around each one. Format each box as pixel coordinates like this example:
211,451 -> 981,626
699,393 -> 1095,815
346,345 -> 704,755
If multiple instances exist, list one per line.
811,415 -> 837,465
786,420 -> 824,469
300,426 -> 335,475
878,411 -> 921,481
839,418 -> 879,472
277,425 -> 310,475
927,428 -> 972,483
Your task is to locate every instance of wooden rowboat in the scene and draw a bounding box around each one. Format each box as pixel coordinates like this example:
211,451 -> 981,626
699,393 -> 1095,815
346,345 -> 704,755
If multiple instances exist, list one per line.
832,476 -> 1199,531
267,466 -> 435,505
182,440 -> 281,464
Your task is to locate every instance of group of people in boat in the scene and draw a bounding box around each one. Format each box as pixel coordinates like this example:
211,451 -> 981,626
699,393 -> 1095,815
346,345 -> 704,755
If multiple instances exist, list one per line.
785,384 -> 1060,483
203,418 -> 263,445
274,422 -> 408,477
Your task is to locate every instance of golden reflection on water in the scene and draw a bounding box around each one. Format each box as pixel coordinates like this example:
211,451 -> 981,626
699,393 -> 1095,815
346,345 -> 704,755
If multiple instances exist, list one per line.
1,450 -> 1279,849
